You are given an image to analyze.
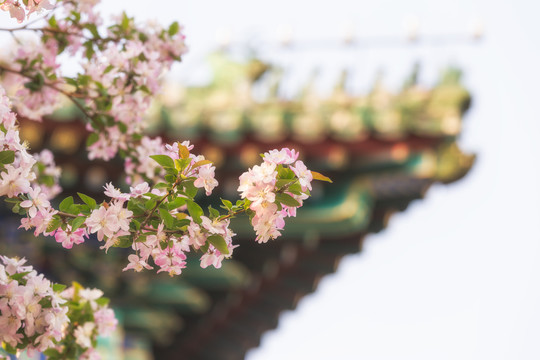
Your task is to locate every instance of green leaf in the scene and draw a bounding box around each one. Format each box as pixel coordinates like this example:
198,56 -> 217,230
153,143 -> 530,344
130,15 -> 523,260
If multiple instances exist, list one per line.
167,196 -> 186,210
3,342 -> 17,355
176,158 -> 191,171
43,349 -> 61,358
150,154 -> 175,168
191,159 -> 212,169
78,192 -> 97,209
70,216 -> 86,231
207,234 -> 229,255
40,174 -> 55,187
154,182 -> 170,189
59,196 -> 74,213
130,219 -> 141,231
0,150 -> 15,164
183,180 -> 198,198
120,12 -> 130,31
275,178 -> 295,189
86,23 -> 100,37
168,21 -> 180,36
175,218 -> 191,228
52,283 -> 66,292
117,122 -> 127,133
311,171 -> 333,183
46,215 -> 62,233
159,208 -> 175,228
277,165 -> 295,179
86,133 -> 99,147
275,193 -> 301,207
24,80 -> 42,91
221,198 -> 233,210
139,85 -> 151,94
208,205 -> 220,219
48,15 -> 57,28
103,64 -> 114,74
115,236 -> 132,248
145,199 -> 156,210
127,198 -> 146,216
186,200 -> 203,224
96,297 -> 110,306
178,144 -> 190,159
10,271 -> 31,282
200,242 -> 209,253
287,182 -> 303,195
67,204 -> 81,215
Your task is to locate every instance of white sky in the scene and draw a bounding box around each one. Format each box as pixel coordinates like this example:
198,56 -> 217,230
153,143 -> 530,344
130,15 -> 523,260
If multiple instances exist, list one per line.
4,0 -> 540,358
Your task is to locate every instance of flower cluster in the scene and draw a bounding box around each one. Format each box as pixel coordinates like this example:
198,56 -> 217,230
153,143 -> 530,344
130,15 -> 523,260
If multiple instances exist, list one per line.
0,255 -> 117,359
53,284 -> 117,360
1,37 -> 63,121
0,85 -> 59,238
238,148 -> 313,243
0,256 -> 68,355
0,0 -> 53,23
1,0 -> 187,164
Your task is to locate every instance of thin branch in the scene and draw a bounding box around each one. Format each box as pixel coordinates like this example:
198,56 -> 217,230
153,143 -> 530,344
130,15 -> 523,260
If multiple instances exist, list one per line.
0,64 -> 93,120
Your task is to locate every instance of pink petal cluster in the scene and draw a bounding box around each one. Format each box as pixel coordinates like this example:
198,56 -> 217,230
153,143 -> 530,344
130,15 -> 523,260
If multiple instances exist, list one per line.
238,148 -> 312,243
2,39 -> 63,121
0,0 -> 53,23
61,284 -> 118,359
54,227 -> 88,249
125,223 -> 188,276
85,200 -> 133,242
2,0 -> 187,163
0,256 -> 69,352
185,216 -> 237,269
0,86 -> 60,237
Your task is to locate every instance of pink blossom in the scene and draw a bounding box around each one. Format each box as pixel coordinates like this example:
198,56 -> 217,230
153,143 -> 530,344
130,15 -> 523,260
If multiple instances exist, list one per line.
154,242 -> 187,276
0,165 -> 31,198
290,160 -> 313,191
94,308 -> 117,336
80,348 -> 101,360
201,216 -> 228,235
129,182 -> 150,197
103,182 -> 130,201
200,252 -> 223,269
85,202 -> 132,242
74,322 -> 95,348
54,228 -> 87,249
194,164 -> 218,196
186,222 -> 207,249
123,254 -> 153,272
263,148 -> 299,165
20,186 -> 51,218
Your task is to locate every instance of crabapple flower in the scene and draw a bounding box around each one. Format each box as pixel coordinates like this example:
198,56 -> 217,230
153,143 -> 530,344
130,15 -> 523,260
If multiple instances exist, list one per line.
74,322 -> 95,348
237,149 -> 318,243
263,148 -> 299,165
20,186 -> 51,218
123,254 -> 153,272
194,164 -> 219,196
94,308 -> 118,336
290,160 -> 313,191
54,227 -> 88,249
0,256 -> 69,353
